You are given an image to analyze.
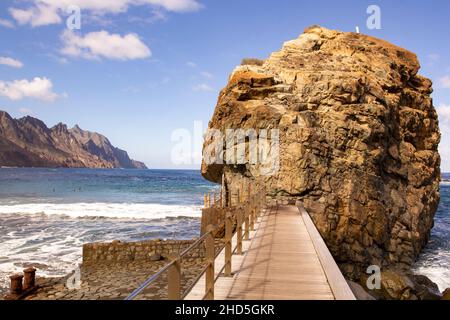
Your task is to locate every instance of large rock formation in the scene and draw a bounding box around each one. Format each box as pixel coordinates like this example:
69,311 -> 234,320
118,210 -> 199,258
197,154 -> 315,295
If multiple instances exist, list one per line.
0,111 -> 147,169
201,26 -> 440,279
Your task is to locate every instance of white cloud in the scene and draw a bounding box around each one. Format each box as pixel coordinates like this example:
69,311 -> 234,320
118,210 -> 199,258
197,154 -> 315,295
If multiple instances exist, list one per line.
0,57 -> 24,68
193,83 -> 214,92
201,71 -> 213,78
428,53 -> 440,61
437,104 -> 450,126
439,76 -> 450,89
162,76 -> 171,84
437,104 -> 450,172
0,18 -> 14,28
60,30 -> 151,61
0,77 -> 61,102
19,107 -> 33,115
426,53 -> 440,67
9,4 -> 61,27
9,0 -> 202,27
186,61 -> 197,68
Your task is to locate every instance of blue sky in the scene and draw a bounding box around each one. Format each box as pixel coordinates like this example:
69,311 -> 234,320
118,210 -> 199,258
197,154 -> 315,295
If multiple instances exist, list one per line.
1,0 -> 450,170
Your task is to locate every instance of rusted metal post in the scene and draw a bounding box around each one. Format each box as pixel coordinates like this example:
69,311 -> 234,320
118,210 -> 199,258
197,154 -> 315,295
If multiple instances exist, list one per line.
10,274 -> 23,295
204,194 -> 208,208
23,267 -> 36,290
205,225 -> 215,300
244,207 -> 250,240
236,210 -> 243,255
225,213 -> 232,276
168,256 -> 181,300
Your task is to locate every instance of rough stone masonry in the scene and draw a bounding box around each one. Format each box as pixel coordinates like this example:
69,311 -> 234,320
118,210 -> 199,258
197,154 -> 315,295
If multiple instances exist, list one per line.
201,26 -> 441,280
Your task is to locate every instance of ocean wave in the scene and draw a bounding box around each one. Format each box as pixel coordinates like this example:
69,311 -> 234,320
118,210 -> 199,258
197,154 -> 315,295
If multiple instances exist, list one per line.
0,202 -> 202,219
413,265 -> 450,292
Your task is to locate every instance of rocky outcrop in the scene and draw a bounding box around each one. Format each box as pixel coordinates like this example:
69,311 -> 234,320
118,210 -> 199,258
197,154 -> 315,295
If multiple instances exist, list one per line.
0,110 -> 147,169
201,26 -> 440,280
361,269 -> 442,300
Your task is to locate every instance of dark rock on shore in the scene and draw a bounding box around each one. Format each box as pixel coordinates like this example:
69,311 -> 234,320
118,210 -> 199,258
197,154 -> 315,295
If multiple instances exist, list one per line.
359,269 -> 442,300
347,280 -> 376,300
0,110 -> 146,169
442,288 -> 450,300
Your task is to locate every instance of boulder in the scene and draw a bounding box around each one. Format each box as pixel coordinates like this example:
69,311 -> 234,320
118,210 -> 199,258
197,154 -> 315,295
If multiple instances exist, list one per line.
442,288 -> 450,300
201,26 -> 440,279
347,280 -> 376,300
361,270 -> 442,300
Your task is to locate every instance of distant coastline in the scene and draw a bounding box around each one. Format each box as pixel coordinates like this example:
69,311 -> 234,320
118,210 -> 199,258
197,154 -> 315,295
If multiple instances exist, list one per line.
0,110 -> 146,169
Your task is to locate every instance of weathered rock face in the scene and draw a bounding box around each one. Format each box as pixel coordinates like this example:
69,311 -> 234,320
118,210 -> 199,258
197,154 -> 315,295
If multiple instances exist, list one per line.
201,26 -> 440,278
0,110 -> 147,169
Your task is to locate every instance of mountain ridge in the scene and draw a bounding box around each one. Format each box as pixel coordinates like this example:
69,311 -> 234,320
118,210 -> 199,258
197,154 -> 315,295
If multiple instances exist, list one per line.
0,110 -> 147,169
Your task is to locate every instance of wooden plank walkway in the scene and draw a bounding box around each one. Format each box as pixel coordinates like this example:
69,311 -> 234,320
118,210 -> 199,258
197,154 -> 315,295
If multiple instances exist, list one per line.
185,205 -> 355,300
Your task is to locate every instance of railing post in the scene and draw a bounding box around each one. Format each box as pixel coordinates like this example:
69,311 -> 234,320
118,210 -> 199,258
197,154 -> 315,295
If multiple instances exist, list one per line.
225,213 -> 232,276
236,210 -> 243,255
250,207 -> 255,231
204,194 -> 208,208
168,255 -> 181,300
244,207 -> 250,240
221,173 -> 225,208
205,225 -> 215,300
213,193 -> 217,207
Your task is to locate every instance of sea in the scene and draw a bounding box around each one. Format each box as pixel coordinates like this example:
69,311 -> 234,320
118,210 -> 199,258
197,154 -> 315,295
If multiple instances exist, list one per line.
412,173 -> 450,291
0,168 -> 448,295
0,168 -> 217,295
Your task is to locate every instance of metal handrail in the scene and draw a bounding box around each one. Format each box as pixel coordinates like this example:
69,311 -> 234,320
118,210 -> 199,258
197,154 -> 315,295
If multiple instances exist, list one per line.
181,239 -> 226,299
125,259 -> 175,300
125,231 -> 212,300
124,188 -> 266,301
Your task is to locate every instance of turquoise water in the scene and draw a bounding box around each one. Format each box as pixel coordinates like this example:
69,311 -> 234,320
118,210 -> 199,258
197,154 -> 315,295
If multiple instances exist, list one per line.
0,168 -> 448,294
0,168 -> 214,206
0,168 -> 217,293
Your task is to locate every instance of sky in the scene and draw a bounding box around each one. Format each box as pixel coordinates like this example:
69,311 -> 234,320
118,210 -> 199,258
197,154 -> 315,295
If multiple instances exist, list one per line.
0,0 -> 450,170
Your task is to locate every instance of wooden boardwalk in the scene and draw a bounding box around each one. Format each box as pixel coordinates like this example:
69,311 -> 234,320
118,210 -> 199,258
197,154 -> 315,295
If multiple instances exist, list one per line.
185,205 -> 355,300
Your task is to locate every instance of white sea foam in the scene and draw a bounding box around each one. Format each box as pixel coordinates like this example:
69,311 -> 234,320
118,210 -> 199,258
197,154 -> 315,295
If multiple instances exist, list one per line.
414,265 -> 450,292
0,202 -> 201,219
0,202 -> 202,294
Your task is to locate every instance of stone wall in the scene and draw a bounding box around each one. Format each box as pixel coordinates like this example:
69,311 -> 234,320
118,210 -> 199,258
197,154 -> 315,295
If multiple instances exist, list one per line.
82,239 -> 205,266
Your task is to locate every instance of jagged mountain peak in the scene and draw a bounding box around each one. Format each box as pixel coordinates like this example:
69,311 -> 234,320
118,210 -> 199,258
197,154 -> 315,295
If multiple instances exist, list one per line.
0,110 -> 147,169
